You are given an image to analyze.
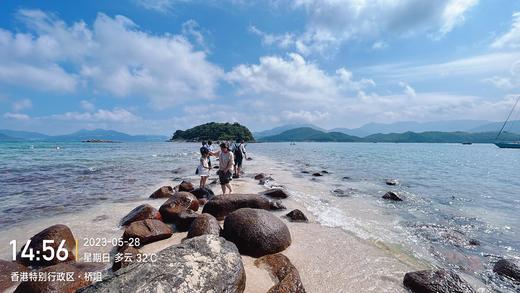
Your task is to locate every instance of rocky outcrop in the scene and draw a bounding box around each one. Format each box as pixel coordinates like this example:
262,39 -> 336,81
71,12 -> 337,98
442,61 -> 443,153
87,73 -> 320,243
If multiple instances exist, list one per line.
191,187 -> 215,200
15,263 -> 92,293
255,254 -> 306,293
385,179 -> 399,186
202,194 -> 272,220
263,188 -> 289,199
254,173 -> 266,180
123,219 -> 173,246
312,172 -> 322,177
18,224 -> 76,267
177,180 -> 195,192
112,245 -> 140,272
159,192 -> 200,230
285,209 -> 308,222
223,208 -> 291,257
403,269 -> 475,293
79,235 -> 246,293
382,191 -> 403,201
120,204 -> 161,226
0,260 -> 28,291
493,259 -> 520,282
187,213 -> 221,239
149,186 -> 174,199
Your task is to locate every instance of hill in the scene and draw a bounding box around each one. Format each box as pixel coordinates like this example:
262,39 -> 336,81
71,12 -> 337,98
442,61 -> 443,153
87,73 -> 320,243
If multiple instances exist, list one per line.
171,122 -> 254,142
253,124 -> 325,138
258,127 -> 359,142
258,127 -> 520,143
470,120 -> 520,134
0,129 -> 167,142
0,133 -> 25,142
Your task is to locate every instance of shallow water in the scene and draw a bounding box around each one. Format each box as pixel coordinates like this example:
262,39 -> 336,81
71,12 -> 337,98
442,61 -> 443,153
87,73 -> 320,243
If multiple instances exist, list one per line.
0,141 -> 519,291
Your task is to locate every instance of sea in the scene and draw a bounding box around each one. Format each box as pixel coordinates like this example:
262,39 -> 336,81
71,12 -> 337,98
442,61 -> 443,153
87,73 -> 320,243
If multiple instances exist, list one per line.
0,141 -> 519,291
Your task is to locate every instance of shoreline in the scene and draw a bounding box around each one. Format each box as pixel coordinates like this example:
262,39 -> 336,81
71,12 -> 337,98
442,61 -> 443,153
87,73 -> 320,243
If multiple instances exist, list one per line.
1,152 -> 492,292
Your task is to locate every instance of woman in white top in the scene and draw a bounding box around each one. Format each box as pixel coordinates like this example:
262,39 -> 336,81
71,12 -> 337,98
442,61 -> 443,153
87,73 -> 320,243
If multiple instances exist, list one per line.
197,150 -> 211,189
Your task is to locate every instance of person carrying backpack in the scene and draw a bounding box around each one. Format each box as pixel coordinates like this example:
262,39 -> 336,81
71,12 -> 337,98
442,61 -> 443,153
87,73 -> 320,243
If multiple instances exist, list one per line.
233,139 -> 246,178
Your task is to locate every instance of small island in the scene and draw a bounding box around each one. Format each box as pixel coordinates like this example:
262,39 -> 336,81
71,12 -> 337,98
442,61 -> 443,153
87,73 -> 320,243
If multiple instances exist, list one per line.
171,122 -> 255,142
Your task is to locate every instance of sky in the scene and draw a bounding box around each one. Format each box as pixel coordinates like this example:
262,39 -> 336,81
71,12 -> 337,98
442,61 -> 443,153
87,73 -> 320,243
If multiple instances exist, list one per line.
1,0 -> 520,135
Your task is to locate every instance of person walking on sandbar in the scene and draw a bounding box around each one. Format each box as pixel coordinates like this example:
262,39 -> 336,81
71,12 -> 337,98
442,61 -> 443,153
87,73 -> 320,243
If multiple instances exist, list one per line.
214,142 -> 234,195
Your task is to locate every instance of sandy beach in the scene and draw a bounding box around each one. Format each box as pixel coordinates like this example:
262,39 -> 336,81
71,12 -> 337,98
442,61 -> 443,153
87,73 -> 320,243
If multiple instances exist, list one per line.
0,153 -> 492,292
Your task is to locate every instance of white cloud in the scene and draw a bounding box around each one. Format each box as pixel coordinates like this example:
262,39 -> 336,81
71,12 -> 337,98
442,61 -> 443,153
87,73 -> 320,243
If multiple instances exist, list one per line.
256,0 -> 478,54
12,99 -> 32,112
227,53 -> 373,105
80,100 -> 95,112
372,41 -> 388,50
249,26 -> 297,49
491,12 -> 520,49
399,82 -> 416,98
3,112 -> 31,121
49,108 -> 140,123
0,10 -> 223,108
134,0 -> 176,13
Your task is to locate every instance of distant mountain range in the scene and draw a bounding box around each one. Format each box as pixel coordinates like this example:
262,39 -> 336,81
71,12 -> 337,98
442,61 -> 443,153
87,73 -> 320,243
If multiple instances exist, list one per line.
257,127 -> 520,143
254,120 -> 520,138
0,129 -> 168,142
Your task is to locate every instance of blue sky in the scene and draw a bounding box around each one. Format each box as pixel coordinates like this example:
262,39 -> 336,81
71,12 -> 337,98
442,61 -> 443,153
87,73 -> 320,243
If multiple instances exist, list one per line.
1,0 -> 520,135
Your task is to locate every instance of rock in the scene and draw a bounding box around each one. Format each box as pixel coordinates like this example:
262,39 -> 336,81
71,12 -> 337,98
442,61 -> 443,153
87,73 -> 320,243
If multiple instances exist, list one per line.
149,185 -> 174,199
493,259 -> 520,281
223,208 -> 291,257
342,176 -> 351,180
178,180 -> 195,192
18,224 -> 76,267
321,170 -> 329,174
255,254 -> 306,293
202,194 -> 272,220
113,245 -> 140,272
191,187 -> 215,200
382,191 -> 403,201
301,171 -> 309,174
386,179 -> 399,186
403,269 -> 475,293
15,263 -> 91,293
79,235 -> 246,293
285,209 -> 308,222
263,188 -> 289,199
0,260 -> 28,291
246,157 -> 253,161
123,219 -> 173,246
159,191 -> 199,223
254,173 -> 266,180
312,172 -> 322,177
174,210 -> 200,231
187,214 -> 221,239
120,204 -> 161,226
270,200 -> 287,210
213,165 -> 220,169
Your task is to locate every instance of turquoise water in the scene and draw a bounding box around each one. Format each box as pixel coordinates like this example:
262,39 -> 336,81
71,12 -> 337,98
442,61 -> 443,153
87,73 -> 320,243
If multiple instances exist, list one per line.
1,141 -> 519,290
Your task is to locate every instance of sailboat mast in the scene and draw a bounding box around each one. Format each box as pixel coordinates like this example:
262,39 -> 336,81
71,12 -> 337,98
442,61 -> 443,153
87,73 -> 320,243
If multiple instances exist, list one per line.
496,96 -> 520,141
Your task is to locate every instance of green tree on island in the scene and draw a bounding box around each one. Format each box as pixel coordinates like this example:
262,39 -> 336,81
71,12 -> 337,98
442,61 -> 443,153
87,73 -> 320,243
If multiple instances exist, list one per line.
171,122 -> 255,142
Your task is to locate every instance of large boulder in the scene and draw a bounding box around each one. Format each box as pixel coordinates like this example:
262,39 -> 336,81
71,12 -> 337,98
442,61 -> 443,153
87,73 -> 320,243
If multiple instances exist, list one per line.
223,208 -> 291,257
18,224 -> 76,267
254,173 -> 266,180
187,213 -> 221,239
113,245 -> 140,272
255,254 -> 306,293
0,260 -> 28,291
149,186 -> 174,199
177,180 -> 195,192
403,269 -> 475,293
285,209 -> 308,223
262,188 -> 289,199
15,263 -> 91,293
159,192 -> 200,230
202,194 -> 272,220
191,187 -> 215,200
493,259 -> 520,281
382,191 -> 403,201
79,235 -> 246,293
120,204 -> 161,226
123,219 -> 173,246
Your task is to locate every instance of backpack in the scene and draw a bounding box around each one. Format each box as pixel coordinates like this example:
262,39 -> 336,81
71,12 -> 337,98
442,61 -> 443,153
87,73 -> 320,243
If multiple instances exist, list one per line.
233,143 -> 243,159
